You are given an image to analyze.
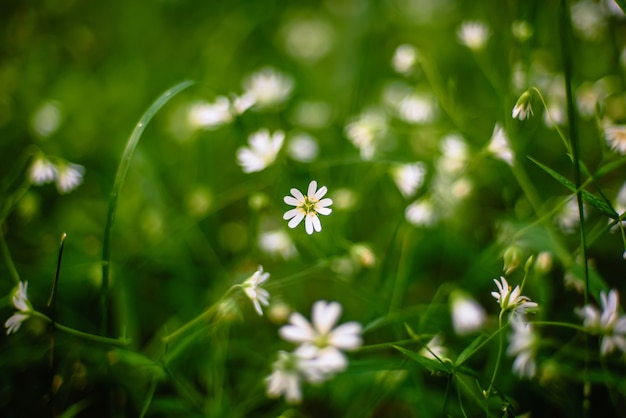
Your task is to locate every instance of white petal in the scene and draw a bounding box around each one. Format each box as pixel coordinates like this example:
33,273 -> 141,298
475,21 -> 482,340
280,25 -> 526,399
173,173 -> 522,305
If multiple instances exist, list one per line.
311,215 -> 322,232
286,212 -> 305,229
280,313 -> 315,343
317,198 -> 333,208
316,207 -> 332,216
290,188 -> 304,201
313,185 -> 328,200
305,217 -> 314,234
307,180 -> 318,197
313,301 -> 341,335
284,196 -> 301,206
328,322 -> 363,349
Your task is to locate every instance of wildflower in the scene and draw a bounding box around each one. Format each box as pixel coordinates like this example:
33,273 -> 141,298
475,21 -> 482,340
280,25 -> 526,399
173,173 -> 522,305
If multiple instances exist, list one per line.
405,197 -> 437,227
571,0 -> 606,41
396,93 -> 436,124
265,346 -> 326,404
259,229 -> 298,260
450,290 -> 486,336
457,21 -> 490,51
187,97 -> 233,130
437,134 -> 469,175
419,334 -> 448,362
55,162 -> 85,194
29,155 -> 56,185
392,44 -> 418,75
242,266 -> 271,316
487,123 -> 514,166
283,181 -> 333,235
344,108 -> 388,160
279,300 -> 362,373
391,162 -> 426,198
491,276 -> 538,315
287,132 -> 319,163
236,129 -> 285,173
241,67 -> 294,109
5,281 -> 31,335
604,123 -> 626,155
507,316 -> 538,378
512,91 -> 534,120
576,289 -> 626,355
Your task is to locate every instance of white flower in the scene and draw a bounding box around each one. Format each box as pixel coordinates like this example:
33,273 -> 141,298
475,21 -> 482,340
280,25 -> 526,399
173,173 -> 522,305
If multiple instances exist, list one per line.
344,108 -> 388,160
287,132 -> 319,163
491,276 -> 538,315
405,197 -> 437,227
450,290 -> 486,335
242,67 -> 294,109
259,229 -> 297,260
397,93 -> 436,124
419,334 -> 448,361
437,134 -> 469,175
5,281 -> 31,335
279,300 -> 362,373
604,123 -> 626,155
391,162 -> 426,198
187,97 -> 233,130
487,123 -> 514,166
576,289 -> 626,355
283,181 -> 333,235
55,162 -> 85,194
392,44 -> 418,75
507,316 -> 538,379
265,346 -> 326,404
458,21 -> 490,51
242,266 -> 270,316
512,91 -> 534,120
29,156 -> 57,185
236,129 -> 285,173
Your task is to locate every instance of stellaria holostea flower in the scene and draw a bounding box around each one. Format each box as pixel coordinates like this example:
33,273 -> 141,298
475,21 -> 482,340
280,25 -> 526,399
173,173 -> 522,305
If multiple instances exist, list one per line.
187,97 -> 233,130
344,108 -> 388,160
458,21 -> 490,51
391,162 -> 426,198
491,276 -> 538,315
265,345 -> 326,404
279,300 -> 363,373
259,229 -> 297,260
507,315 -> 538,378
5,281 -> 31,335
450,290 -> 486,335
237,129 -> 285,173
512,91 -> 534,120
55,162 -> 85,194
241,67 -> 294,110
487,123 -> 514,166
576,289 -> 626,355
604,123 -> 626,155
405,197 -> 437,227
242,266 -> 271,316
29,155 -> 56,185
283,181 -> 333,235
392,44 -> 418,75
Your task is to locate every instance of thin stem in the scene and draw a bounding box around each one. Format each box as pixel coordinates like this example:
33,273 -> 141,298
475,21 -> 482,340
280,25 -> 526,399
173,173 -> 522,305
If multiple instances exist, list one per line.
139,375 -> 159,418
486,310 -> 506,397
0,231 -> 20,285
30,311 -> 130,346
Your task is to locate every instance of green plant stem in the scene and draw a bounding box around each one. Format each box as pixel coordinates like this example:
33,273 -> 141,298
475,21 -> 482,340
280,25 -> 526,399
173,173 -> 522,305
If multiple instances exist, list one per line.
100,80 -> 194,336
30,311 -> 130,346
358,338 -> 417,352
138,375 -> 159,418
486,310 -> 505,397
0,231 -> 20,285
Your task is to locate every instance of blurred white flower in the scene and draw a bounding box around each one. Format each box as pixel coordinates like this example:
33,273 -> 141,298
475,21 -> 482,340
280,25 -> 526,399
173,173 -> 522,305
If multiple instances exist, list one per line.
405,197 -> 437,227
450,290 -> 486,335
576,289 -> 626,355
457,21 -> 490,51
507,316 -> 538,378
283,180 -> 333,235
512,91 -> 533,120
259,229 -> 297,260
237,129 -> 285,173
487,123 -> 514,166
187,97 -> 233,130
392,44 -> 418,75
287,132 -> 319,163
55,162 -> 85,194
31,100 -> 62,138
29,155 -> 56,185
265,346 -> 325,404
604,123 -> 626,154
491,276 -> 538,315
280,300 -> 363,373
242,67 -> 294,109
5,281 -> 31,335
282,17 -> 333,63
345,108 -> 388,160
571,0 -> 607,41
391,162 -> 426,198
419,334 -> 448,362
397,93 -> 436,124
437,134 -> 469,175
242,266 -> 270,316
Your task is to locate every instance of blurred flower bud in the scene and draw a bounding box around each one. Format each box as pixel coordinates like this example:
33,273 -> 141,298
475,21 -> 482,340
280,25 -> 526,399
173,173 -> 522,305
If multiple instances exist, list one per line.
535,251 -> 553,274
503,246 -> 523,275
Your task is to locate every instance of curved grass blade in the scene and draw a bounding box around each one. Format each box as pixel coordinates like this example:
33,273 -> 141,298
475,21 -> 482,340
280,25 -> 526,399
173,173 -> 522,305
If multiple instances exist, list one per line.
101,80 -> 195,335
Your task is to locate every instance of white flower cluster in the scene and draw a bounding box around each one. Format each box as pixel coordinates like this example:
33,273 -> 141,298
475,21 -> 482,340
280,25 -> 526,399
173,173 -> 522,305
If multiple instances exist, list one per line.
266,300 -> 363,404
577,289 -> 626,356
29,155 -> 85,194
5,281 -> 31,334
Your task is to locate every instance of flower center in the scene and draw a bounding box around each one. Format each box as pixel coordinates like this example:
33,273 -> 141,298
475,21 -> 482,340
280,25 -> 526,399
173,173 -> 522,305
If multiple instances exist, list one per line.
300,197 -> 318,215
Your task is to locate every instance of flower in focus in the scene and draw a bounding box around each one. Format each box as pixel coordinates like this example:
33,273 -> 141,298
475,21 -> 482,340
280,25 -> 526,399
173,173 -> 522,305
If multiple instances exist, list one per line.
392,44 -> 418,75
512,91 -> 534,120
457,21 -> 490,51
450,290 -> 487,335
279,300 -> 363,373
576,289 -> 626,355
55,162 -> 85,194
391,162 -> 426,198
5,281 -> 31,335
507,316 -> 538,379
283,181 -> 333,235
487,123 -> 514,166
29,155 -> 56,185
241,67 -> 294,110
604,123 -> 626,155
237,129 -> 285,173
242,266 -> 271,316
187,97 -> 233,130
491,276 -> 538,315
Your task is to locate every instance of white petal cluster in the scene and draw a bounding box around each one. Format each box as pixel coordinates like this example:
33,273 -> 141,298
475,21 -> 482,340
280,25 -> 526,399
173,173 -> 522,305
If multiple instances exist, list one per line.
237,129 -> 285,173
391,162 -> 426,198
507,315 -> 538,379
242,266 -> 271,316
29,155 -> 56,185
576,289 -> 626,356
457,21 -> 490,51
344,108 -> 388,160
241,67 -> 294,110
56,163 -> 85,194
29,155 -> 85,194
450,290 -> 486,336
604,123 -> 626,155
187,97 -> 233,130
512,91 -> 534,120
491,276 -> 538,315
283,181 -> 333,235
487,123 -> 514,166
392,44 -> 418,75
5,281 -> 31,335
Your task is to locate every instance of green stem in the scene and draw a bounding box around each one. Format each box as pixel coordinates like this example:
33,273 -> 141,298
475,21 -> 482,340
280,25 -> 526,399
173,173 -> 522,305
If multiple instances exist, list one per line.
486,310 -> 506,397
0,231 -> 20,285
30,311 -> 130,346
357,338 -> 417,352
100,81 -> 194,336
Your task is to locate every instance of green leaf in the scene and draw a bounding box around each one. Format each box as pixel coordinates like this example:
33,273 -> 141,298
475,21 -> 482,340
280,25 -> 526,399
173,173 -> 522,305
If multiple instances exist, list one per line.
529,157 -> 619,219
392,345 -> 451,374
455,335 -> 483,367
615,0 -> 626,14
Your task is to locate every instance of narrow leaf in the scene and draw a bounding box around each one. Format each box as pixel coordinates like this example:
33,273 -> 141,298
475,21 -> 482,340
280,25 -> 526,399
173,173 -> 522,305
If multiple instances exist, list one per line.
392,345 -> 451,374
455,335 -> 483,367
